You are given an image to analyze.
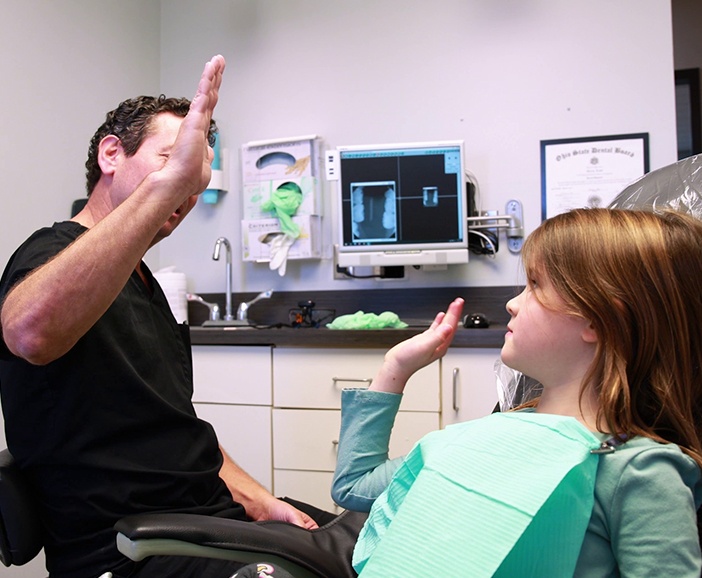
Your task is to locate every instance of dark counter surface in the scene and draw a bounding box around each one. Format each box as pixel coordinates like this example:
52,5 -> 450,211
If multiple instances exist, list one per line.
187,286 -> 516,349
189,324 -> 507,349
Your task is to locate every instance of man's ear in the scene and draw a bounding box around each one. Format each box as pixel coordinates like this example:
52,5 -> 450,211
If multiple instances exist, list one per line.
97,135 -> 121,177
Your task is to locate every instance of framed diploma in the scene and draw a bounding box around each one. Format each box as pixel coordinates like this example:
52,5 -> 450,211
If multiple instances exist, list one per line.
540,133 -> 649,220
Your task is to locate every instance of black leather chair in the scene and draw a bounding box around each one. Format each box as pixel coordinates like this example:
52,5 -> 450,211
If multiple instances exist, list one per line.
0,448 -> 363,577
115,510 -> 364,578
0,449 -> 43,567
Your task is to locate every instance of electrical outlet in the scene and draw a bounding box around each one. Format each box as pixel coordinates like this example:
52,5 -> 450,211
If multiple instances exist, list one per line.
333,263 -> 350,280
505,199 -> 524,254
332,245 -> 349,280
332,260 -> 375,282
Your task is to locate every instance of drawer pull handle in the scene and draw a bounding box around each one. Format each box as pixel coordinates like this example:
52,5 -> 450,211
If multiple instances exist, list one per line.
452,367 -> 460,411
331,440 -> 339,446
332,377 -> 372,388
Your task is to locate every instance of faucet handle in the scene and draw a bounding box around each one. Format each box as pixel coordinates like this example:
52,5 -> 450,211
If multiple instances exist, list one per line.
236,289 -> 274,322
186,293 -> 221,321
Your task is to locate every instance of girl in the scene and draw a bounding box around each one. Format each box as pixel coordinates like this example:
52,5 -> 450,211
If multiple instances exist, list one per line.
332,208 -> 702,577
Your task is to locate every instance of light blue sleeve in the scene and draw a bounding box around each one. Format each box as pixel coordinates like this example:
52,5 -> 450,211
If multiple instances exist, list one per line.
331,388 -> 406,512
611,446 -> 702,577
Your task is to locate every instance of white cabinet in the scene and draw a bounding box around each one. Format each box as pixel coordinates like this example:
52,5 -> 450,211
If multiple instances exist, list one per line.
192,345 -> 272,406
440,348 -> 501,427
271,348 -> 441,511
273,348 -> 439,411
192,346 -> 273,491
189,345 -> 502,512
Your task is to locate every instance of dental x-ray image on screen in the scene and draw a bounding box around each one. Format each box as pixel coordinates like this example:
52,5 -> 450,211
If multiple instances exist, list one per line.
350,181 -> 398,242
336,141 -> 469,268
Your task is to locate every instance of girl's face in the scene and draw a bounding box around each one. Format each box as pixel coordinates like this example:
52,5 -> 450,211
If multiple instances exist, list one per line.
502,271 -> 597,390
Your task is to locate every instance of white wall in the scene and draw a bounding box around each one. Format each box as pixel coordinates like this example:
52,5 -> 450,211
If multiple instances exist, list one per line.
0,0 -> 680,296
158,0 -> 678,295
0,0 -> 162,269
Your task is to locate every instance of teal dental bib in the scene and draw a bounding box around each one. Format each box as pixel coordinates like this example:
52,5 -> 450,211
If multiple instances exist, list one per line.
354,412 -> 603,577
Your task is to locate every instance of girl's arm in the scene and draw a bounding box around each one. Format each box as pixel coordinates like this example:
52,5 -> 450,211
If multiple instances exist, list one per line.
581,444 -> 702,576
331,299 -> 464,511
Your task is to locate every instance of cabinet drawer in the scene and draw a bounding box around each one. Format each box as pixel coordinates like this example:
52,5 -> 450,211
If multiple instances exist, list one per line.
195,403 -> 272,491
273,470 -> 339,513
440,349 -> 501,426
273,348 -> 439,411
272,408 -> 439,471
192,346 -> 272,405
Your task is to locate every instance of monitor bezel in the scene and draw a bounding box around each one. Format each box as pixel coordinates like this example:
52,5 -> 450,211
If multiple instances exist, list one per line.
335,140 -> 469,268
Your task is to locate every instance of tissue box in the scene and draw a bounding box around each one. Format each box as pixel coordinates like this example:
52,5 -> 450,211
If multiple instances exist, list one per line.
241,136 -> 323,183
243,176 -> 322,220
242,215 -> 322,262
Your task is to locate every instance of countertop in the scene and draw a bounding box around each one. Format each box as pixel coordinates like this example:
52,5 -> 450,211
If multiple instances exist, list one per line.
187,286 -> 515,349
189,324 -> 507,349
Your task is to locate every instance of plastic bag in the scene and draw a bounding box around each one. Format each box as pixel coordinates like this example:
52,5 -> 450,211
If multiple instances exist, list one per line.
494,359 -> 543,412
326,311 -> 408,330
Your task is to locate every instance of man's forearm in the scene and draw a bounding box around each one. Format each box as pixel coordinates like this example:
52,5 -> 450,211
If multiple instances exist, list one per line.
218,445 -> 273,520
0,55 -> 224,366
0,177 -> 179,365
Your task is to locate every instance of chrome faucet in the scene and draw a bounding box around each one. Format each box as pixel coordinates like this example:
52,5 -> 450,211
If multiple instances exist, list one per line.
186,293 -> 220,321
212,237 -> 233,321
237,289 -> 274,323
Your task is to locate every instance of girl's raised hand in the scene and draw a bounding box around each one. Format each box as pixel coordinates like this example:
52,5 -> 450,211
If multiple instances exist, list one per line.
371,298 -> 464,394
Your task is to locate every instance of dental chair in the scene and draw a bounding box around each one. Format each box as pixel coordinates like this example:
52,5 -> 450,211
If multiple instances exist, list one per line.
608,152 -> 702,218
0,449 -> 43,567
0,448 -> 364,577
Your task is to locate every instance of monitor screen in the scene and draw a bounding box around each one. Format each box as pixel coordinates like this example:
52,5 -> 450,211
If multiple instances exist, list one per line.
335,141 -> 469,267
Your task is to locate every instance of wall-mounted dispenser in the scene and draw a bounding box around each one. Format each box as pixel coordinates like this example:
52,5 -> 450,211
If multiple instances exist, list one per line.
240,135 -> 324,275
202,132 -> 228,204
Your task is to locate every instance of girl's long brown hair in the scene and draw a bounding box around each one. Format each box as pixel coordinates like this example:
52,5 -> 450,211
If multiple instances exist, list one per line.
522,208 -> 702,467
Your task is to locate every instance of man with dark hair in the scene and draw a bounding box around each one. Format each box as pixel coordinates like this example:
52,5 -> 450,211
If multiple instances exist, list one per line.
84,94 -> 215,196
0,55 -> 317,578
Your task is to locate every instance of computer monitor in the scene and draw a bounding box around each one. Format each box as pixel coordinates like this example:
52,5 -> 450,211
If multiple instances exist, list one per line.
335,140 -> 469,268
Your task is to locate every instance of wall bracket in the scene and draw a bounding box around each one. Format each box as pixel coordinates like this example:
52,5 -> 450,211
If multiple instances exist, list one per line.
466,199 -> 524,254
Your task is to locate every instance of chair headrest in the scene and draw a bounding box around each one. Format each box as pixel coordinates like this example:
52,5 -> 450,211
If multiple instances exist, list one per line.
609,154 -> 702,220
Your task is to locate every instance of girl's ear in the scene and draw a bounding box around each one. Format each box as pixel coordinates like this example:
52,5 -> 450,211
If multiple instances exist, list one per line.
97,135 -> 121,177
582,322 -> 598,344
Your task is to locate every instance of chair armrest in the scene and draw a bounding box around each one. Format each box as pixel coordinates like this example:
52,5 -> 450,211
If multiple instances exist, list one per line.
115,510 -> 366,578
0,449 -> 44,567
